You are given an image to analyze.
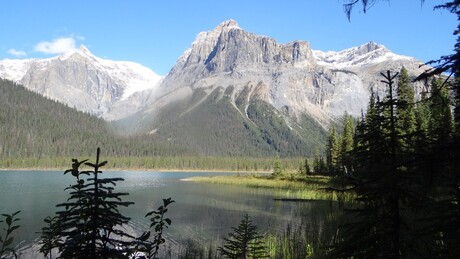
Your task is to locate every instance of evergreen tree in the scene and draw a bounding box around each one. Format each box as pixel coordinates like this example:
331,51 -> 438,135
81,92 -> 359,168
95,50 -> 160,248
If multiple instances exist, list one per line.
313,146 -> 321,174
272,156 -> 282,177
330,71 -> 422,258
414,91 -> 431,151
218,214 -> 268,259
421,77 -> 459,257
41,148 -> 135,258
304,158 -> 311,176
39,216 -> 60,259
325,125 -> 339,175
341,2 -> 460,257
396,67 -> 417,153
338,113 -> 354,175
428,77 -> 454,143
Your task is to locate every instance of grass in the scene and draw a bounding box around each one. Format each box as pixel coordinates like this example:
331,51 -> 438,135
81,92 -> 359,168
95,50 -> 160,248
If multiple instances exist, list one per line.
188,173 -> 341,201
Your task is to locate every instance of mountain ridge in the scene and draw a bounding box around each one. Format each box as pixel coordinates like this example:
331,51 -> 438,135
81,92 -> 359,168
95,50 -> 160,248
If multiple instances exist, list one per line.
0,20 -> 427,122
0,20 -> 430,156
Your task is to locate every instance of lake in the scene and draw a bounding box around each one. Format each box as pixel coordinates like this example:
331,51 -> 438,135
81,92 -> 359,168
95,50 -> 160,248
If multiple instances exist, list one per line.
0,170 -> 335,257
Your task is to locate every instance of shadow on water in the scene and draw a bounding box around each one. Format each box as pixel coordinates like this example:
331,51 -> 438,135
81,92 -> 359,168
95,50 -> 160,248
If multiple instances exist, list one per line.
0,170 -> 340,257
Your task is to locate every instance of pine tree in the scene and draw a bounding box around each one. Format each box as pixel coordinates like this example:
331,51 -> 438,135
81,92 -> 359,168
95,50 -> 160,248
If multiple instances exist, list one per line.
272,156 -> 282,177
325,125 -> 339,175
414,91 -> 431,151
41,148 -> 135,258
396,67 -> 417,152
429,77 -> 454,143
304,158 -> 311,176
313,146 -> 321,174
218,214 -> 268,259
421,77 -> 459,257
338,113 -> 354,175
330,71 -> 423,258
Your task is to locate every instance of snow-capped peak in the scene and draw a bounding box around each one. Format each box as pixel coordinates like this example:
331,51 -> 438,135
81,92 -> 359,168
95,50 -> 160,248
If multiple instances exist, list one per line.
0,45 -> 162,100
215,19 -> 240,30
313,41 -> 412,69
56,44 -> 95,61
0,58 -> 34,82
79,44 -> 91,54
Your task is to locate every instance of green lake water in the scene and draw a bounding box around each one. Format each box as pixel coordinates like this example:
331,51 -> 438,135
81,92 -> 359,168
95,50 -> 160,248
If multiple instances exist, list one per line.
0,170 -> 335,257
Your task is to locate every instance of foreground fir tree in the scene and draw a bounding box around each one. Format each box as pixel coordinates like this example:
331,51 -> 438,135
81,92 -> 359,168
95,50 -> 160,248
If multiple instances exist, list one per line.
39,148 -> 175,259
218,214 -> 268,259
40,148 -> 135,258
341,1 -> 460,257
329,71 -> 425,258
329,69 -> 460,258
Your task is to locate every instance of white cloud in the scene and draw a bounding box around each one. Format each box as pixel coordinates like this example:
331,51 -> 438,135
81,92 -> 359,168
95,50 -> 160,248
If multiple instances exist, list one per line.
34,37 -> 77,54
8,49 -> 27,57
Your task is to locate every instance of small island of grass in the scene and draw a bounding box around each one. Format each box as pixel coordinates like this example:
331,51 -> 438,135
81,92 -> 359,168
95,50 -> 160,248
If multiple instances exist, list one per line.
187,172 -> 341,201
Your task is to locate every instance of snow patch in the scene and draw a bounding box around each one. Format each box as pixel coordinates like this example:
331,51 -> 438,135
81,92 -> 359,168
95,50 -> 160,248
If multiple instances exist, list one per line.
312,42 -> 413,69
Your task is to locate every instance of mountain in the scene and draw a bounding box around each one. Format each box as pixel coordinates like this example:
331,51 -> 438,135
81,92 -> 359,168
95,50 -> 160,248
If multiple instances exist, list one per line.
0,20 -> 430,156
0,46 -> 162,119
144,20 -> 427,123
119,20 -> 427,156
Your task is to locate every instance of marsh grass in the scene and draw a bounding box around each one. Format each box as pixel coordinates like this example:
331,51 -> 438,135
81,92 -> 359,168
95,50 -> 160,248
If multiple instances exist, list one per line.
188,173 -> 346,201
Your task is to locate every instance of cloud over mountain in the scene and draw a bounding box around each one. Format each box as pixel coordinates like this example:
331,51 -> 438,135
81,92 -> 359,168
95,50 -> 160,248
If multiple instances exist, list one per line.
34,37 -> 79,54
8,49 -> 27,57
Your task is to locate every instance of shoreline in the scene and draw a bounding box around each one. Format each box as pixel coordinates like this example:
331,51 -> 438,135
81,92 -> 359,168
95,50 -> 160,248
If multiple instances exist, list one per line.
0,167 -> 272,174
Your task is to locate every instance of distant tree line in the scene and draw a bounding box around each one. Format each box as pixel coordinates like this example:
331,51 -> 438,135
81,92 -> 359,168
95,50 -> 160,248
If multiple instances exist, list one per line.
0,79 -> 324,169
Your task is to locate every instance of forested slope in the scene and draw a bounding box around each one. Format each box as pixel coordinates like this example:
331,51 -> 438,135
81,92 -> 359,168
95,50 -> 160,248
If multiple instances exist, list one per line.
0,79 -> 179,160
0,79 -> 321,169
137,86 -> 326,157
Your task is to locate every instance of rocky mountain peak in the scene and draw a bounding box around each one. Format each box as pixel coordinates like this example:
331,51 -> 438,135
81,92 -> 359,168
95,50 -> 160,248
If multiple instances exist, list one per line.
58,44 -> 97,63
354,41 -> 386,56
215,19 -> 240,31
78,44 -> 93,56
167,20 -> 316,87
312,40 -> 412,69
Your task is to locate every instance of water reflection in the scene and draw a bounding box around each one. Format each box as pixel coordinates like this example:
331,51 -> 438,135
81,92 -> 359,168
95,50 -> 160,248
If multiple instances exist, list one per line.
0,170 -> 335,253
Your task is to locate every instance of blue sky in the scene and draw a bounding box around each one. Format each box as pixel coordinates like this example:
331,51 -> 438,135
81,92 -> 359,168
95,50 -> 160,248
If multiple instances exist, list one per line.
0,1 -> 457,75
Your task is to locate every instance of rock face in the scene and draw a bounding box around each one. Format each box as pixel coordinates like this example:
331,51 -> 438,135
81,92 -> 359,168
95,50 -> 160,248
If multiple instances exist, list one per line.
0,20 -> 429,130
147,20 -> 428,130
0,46 -> 162,118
